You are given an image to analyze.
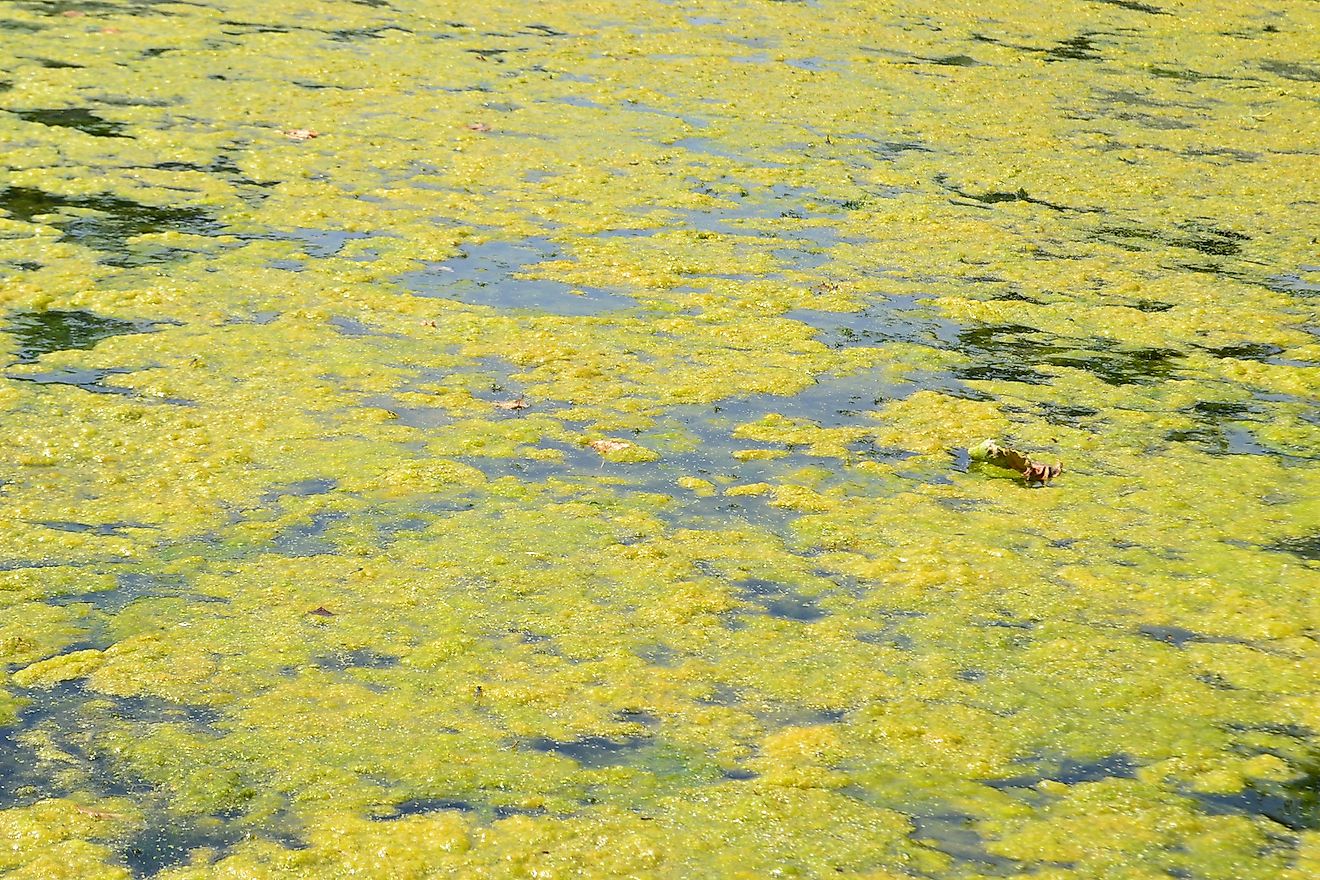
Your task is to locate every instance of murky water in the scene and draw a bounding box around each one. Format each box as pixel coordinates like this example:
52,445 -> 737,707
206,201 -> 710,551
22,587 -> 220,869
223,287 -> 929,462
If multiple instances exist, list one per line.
1,1 -> 1318,878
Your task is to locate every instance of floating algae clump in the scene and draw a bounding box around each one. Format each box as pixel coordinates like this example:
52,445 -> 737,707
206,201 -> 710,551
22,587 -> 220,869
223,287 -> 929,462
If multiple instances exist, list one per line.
0,0 -> 1317,877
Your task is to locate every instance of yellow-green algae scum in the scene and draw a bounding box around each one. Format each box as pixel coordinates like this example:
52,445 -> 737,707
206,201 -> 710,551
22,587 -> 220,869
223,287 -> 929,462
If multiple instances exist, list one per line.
0,0 -> 1318,876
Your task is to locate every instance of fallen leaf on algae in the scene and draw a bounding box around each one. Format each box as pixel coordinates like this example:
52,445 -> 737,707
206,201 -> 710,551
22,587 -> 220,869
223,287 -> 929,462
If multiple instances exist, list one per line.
282,128 -> 319,140
308,606 -> 335,617
969,439 -> 1063,486
466,122 -> 493,132
74,805 -> 125,821
493,396 -> 529,411
589,438 -> 633,454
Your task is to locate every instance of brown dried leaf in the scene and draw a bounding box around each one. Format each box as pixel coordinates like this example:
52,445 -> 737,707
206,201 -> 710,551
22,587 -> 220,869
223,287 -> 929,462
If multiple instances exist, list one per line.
74,805 -> 124,821
968,439 -> 1063,486
282,128 -> 319,141
589,438 -> 632,455
1022,461 -> 1063,486
308,606 -> 335,617
466,122 -> 493,132
493,396 -> 528,411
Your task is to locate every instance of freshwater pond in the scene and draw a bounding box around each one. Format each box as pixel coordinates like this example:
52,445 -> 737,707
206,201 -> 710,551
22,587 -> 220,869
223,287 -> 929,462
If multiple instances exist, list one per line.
0,1 -> 1318,878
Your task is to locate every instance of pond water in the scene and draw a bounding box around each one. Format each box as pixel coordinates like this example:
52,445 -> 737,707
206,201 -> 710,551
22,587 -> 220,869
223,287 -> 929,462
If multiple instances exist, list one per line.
1,1 -> 1318,878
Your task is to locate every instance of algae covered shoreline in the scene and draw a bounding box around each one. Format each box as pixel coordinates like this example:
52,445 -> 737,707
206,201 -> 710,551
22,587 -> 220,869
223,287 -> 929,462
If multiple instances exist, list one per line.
1,0 -> 1318,877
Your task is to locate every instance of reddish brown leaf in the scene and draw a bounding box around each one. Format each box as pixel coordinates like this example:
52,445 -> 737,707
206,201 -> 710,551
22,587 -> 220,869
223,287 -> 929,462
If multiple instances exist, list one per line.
282,128 -> 319,141
493,396 -> 528,411
308,606 -> 335,617
74,805 -> 123,821
969,439 -> 1063,486
466,122 -> 493,132
589,438 -> 632,455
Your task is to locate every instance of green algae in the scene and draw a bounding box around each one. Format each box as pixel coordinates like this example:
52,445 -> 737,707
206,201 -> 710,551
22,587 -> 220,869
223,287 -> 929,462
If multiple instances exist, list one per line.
0,0 -> 1318,877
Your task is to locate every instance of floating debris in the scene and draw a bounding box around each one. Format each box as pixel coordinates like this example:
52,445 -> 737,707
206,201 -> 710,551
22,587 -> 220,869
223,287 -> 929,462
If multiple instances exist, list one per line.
969,439 -> 1063,486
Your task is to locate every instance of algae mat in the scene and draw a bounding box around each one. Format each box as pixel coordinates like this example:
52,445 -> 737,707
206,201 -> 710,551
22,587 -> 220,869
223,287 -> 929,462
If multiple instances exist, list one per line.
1,0 -> 1318,877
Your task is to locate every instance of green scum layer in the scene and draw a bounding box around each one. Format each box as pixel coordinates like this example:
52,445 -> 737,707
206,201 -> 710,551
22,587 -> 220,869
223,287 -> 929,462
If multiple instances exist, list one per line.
0,0 -> 1317,877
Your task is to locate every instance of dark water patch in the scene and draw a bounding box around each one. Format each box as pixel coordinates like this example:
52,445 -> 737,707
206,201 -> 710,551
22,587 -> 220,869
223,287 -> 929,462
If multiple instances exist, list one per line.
1259,60 -> 1320,83
0,19 -> 44,32
106,693 -> 223,730
911,812 -> 1022,871
952,325 -> 1055,385
1137,624 -> 1249,648
856,625 -> 916,652
1190,399 -> 1258,419
1146,66 -> 1233,82
522,23 -> 569,37
400,237 -> 637,316
672,135 -> 788,167
261,479 -> 337,502
47,571 -> 196,613
1109,110 -> 1195,130
28,519 -> 150,537
218,20 -> 292,35
723,767 -> 758,780
0,681 -> 221,813
312,648 -> 400,671
328,316 -> 381,336
1267,270 -> 1320,295
18,0 -> 176,13
362,395 -> 452,429
1167,425 -> 1273,457
834,133 -> 930,163
924,54 -> 980,67
1191,757 -> 1320,831
388,797 -> 475,817
465,46 -> 521,62
0,186 -> 220,264
935,175 -> 1098,213
1204,343 -> 1284,361
1050,346 -> 1182,385
32,57 -> 84,68
955,324 -> 1182,386
978,617 -> 1035,630
121,817 -> 254,879
1266,535 -> 1320,562
984,753 -> 1137,790
1164,400 -> 1269,456
10,107 -> 127,137
1046,35 -> 1102,62
1226,722 -> 1315,739
1037,402 -> 1100,428
1091,0 -> 1168,14
735,578 -> 828,622
4,309 -> 158,363
526,735 -> 648,768
635,643 -> 678,666
263,227 -> 373,258
786,299 -> 959,351
616,708 -> 660,728
6,365 -> 141,396
1095,221 -> 1248,257
270,511 -> 347,557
